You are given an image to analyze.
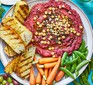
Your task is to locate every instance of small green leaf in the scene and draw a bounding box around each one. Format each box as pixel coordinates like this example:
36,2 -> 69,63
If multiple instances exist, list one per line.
0,6 -> 5,18
0,12 -> 2,18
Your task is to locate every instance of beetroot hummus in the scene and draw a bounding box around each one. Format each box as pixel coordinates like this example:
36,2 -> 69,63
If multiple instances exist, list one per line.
24,0 -> 83,57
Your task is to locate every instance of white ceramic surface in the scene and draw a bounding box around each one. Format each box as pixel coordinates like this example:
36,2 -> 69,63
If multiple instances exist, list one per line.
0,0 -> 21,5
0,0 -> 93,85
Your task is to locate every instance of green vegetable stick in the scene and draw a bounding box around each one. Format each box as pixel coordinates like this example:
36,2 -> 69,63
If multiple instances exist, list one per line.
73,80 -> 81,85
81,46 -> 88,53
71,63 -> 77,73
79,76 -> 84,85
91,58 -> 93,70
65,56 -> 78,65
82,50 -> 88,57
81,75 -> 90,85
78,39 -> 85,52
92,72 -> 93,82
84,68 -> 89,78
61,52 -> 68,66
71,53 -> 77,73
75,71 -> 79,77
88,63 -> 91,73
66,65 -> 71,71
60,67 -> 75,79
75,60 -> 91,72
78,57 -> 82,64
74,51 -> 86,60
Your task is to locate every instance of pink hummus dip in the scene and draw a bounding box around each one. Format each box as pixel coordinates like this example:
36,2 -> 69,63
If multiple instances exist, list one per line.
24,0 -> 83,57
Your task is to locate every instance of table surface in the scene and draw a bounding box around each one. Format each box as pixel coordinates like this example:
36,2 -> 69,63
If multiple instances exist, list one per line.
0,0 -> 93,85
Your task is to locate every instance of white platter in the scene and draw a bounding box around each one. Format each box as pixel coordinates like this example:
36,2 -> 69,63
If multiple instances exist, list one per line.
0,0 -> 93,85
0,0 -> 21,5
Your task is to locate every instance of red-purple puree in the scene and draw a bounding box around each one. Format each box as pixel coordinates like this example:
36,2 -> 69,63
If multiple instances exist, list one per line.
24,0 -> 83,57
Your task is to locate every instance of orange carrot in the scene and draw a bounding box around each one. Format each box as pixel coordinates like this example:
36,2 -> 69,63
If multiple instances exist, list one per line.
45,69 -> 48,77
42,77 -> 46,85
36,72 -> 41,85
35,56 -> 45,78
49,68 -> 52,75
30,66 -> 35,85
44,62 -> 57,68
55,66 -> 66,82
49,68 -> 53,85
36,64 -> 46,80
38,58 -> 58,64
36,64 -> 44,76
42,69 -> 48,85
55,70 -> 65,82
46,57 -> 61,84
39,62 -> 57,69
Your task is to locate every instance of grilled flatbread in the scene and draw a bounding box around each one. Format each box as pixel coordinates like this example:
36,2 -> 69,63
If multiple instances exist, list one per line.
3,1 -> 30,57
16,45 -> 36,79
4,44 -> 17,57
13,1 -> 29,24
4,45 -> 36,79
5,56 -> 20,74
0,25 -> 25,54
2,16 -> 32,46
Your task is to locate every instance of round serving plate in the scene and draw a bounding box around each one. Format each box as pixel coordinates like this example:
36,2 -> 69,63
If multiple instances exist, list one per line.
0,0 -> 93,85
0,0 -> 21,5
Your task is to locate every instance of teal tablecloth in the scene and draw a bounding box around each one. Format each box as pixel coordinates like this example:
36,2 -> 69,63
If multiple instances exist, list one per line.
0,0 -> 93,85
0,5 -> 11,74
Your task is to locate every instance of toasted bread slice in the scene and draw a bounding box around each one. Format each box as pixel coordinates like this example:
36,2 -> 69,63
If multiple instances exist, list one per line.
5,56 -> 20,74
4,44 -> 17,57
16,45 -> 36,79
2,16 -> 32,46
13,1 -> 29,24
0,25 -> 25,54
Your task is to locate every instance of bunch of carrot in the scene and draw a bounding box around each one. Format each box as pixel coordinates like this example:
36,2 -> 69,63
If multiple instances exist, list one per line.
30,55 -> 66,85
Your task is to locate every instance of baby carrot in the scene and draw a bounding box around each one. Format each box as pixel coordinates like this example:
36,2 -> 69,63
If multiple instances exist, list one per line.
36,64 -> 46,80
55,66 -> 66,82
42,69 -> 48,85
30,66 -> 35,85
45,69 -> 48,78
36,72 -> 41,85
46,57 -> 61,85
49,68 -> 52,75
38,58 -> 58,64
45,62 -> 57,68
39,62 -> 57,69
48,68 -> 53,85
35,56 -> 46,80
42,78 -> 46,85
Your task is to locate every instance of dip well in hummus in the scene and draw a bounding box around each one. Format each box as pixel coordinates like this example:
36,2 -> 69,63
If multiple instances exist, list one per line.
24,0 -> 83,57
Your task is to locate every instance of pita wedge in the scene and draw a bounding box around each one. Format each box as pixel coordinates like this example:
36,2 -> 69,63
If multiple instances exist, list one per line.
4,44 -> 17,57
2,16 -> 32,46
0,25 -> 25,54
16,45 -> 36,79
13,1 -> 29,24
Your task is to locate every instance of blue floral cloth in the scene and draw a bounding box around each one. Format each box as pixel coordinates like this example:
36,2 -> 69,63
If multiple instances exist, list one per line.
0,0 -> 93,85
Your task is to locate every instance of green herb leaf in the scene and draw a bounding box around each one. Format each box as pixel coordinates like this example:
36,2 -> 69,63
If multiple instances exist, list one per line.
0,5 -> 5,18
